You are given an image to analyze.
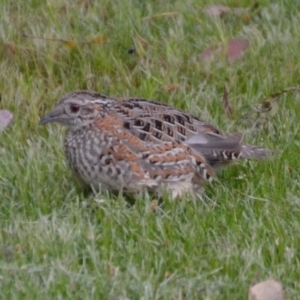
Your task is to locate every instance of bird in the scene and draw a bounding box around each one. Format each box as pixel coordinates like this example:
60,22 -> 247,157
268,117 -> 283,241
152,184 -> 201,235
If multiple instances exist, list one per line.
39,90 -> 272,200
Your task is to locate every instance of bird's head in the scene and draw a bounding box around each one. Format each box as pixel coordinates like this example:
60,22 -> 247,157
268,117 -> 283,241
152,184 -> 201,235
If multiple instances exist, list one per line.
39,90 -> 115,130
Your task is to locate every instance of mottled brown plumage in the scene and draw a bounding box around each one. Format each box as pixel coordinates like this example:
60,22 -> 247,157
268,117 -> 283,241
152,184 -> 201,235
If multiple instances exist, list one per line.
39,90 -> 271,199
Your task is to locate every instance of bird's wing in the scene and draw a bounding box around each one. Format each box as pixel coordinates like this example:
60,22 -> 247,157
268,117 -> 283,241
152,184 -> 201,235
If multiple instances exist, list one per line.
115,98 -> 222,143
94,115 -> 213,188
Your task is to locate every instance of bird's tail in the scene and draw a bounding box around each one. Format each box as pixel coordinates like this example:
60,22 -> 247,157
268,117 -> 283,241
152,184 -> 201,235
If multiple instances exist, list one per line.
184,131 -> 274,167
240,143 -> 275,160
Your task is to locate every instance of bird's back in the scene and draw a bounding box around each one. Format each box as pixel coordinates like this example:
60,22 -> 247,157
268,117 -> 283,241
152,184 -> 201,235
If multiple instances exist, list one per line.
111,97 -> 270,168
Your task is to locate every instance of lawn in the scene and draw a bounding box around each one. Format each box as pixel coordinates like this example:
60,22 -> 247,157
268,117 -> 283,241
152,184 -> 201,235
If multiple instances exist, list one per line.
0,0 -> 300,299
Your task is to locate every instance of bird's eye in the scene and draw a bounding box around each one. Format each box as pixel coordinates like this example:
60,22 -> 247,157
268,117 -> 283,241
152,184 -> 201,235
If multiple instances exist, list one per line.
70,103 -> 80,113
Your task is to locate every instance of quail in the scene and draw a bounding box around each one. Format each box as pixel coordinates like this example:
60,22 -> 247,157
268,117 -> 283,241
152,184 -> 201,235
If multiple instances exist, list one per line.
39,90 -> 271,199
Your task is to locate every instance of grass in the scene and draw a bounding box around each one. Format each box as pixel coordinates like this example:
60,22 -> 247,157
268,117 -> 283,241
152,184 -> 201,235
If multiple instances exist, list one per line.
0,0 -> 300,298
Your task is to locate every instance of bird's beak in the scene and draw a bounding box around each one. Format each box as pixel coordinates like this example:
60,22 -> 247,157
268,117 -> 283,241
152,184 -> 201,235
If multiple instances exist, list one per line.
39,106 -> 65,125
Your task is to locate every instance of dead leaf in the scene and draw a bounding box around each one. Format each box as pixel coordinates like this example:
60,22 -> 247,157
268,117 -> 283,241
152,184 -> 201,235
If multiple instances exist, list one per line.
79,0 -> 94,10
254,98 -> 279,116
109,266 -> 118,276
254,86 -> 300,116
204,5 -> 254,22
15,244 -> 24,253
241,87 -> 300,126
200,38 -> 249,63
282,86 -> 300,93
248,279 -> 285,300
2,43 -> 16,59
150,199 -> 159,213
0,110 -> 13,132
165,271 -> 172,279
204,5 -> 231,17
64,40 -> 77,48
200,45 -> 223,62
90,35 -> 107,44
227,38 -> 249,62
241,13 -> 251,23
166,84 -> 180,93
222,85 -> 233,117
23,34 -> 107,48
